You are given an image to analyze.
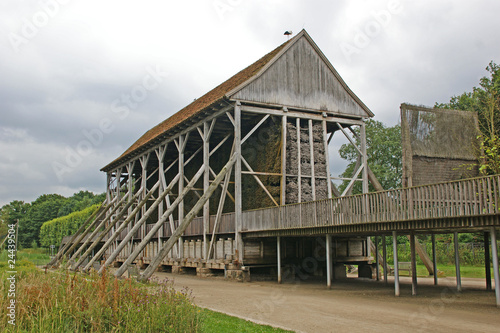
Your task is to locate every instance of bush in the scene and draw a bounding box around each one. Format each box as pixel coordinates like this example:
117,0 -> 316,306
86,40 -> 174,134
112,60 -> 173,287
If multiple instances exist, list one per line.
39,204 -> 100,248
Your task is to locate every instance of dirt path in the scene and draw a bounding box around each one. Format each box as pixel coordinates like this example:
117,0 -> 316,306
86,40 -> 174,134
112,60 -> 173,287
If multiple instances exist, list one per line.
146,271 -> 500,332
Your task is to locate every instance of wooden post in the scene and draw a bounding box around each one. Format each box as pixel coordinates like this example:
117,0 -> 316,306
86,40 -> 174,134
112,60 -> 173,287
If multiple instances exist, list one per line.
322,120 -> 332,199
178,135 -> 185,258
484,231 -> 492,291
138,155 -> 236,282
277,236 -> 282,284
281,113 -> 287,205
326,234 -> 332,288
296,118 -> 302,203
360,122 -> 369,194
382,236 -> 388,284
308,119 -> 316,200
203,122 -> 210,260
432,234 -> 438,285
234,102 -> 243,262
454,232 -> 462,292
490,227 -> 500,307
375,236 -> 380,282
393,231 -> 400,297
410,233 -> 417,296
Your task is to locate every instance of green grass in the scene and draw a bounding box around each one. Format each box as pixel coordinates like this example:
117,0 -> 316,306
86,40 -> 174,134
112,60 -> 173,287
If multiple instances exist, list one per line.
200,309 -> 292,333
384,264 -> 490,279
0,247 -> 51,266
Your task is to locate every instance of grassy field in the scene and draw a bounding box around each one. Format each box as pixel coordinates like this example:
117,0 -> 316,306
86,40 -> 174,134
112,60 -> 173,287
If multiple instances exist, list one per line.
0,249 -> 291,332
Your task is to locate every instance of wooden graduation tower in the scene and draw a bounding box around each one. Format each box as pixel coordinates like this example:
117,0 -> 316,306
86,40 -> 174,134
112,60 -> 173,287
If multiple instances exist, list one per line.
62,30 -> 375,281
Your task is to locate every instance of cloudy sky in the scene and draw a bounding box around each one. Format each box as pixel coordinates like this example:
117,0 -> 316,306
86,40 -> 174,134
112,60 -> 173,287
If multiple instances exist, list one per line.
1,0 -> 499,206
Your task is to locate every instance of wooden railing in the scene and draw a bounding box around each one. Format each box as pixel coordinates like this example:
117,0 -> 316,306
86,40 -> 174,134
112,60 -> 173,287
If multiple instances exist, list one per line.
242,175 -> 500,232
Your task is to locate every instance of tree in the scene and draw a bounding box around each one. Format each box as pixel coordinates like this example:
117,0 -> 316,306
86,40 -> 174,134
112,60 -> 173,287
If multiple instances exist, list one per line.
0,200 -> 30,238
436,61 -> 500,174
339,120 -> 402,194
19,194 -> 67,247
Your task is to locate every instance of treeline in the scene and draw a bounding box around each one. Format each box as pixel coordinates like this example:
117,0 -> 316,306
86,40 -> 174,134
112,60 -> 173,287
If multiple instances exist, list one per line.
0,191 -> 105,248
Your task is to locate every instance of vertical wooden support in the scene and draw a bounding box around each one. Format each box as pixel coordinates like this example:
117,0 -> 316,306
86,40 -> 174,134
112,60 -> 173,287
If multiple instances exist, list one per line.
432,234 -> 438,285
203,122 -> 210,259
277,236 -> 282,284
410,233 -> 417,296
375,236 -> 380,282
178,135 -> 185,258
234,102 -> 243,262
140,155 -> 149,240
454,232 -> 462,292
326,234 -> 332,289
156,147 -> 165,253
296,118 -> 302,203
393,231 -> 400,297
106,172 -> 112,203
484,231 -> 492,291
322,120 -> 332,199
308,119 -> 316,200
281,113 -> 287,205
490,228 -> 500,307
360,122 -> 369,194
382,236 -> 388,284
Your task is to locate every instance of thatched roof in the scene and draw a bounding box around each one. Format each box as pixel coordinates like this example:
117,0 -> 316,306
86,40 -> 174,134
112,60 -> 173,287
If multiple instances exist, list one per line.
102,30 -> 372,171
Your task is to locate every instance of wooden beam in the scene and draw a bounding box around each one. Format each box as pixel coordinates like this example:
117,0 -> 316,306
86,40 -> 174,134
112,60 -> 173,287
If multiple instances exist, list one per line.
241,156 -> 279,206
309,120 -> 316,201
281,115 -> 287,205
484,231 -> 492,290
114,164 -> 206,278
242,114 -> 270,144
71,188 -> 143,271
234,102 -> 243,262
67,193 -> 129,266
323,120 -> 332,199
47,202 -> 106,267
99,178 -> 175,273
138,154 -> 237,282
297,118 -> 302,203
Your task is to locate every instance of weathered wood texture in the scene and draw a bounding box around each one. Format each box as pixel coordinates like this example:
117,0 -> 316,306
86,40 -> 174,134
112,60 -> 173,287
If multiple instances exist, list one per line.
242,175 -> 500,232
231,36 -> 370,118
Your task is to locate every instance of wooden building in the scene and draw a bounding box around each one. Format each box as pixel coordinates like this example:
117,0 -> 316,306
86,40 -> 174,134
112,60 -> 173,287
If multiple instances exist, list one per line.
58,30 -> 377,282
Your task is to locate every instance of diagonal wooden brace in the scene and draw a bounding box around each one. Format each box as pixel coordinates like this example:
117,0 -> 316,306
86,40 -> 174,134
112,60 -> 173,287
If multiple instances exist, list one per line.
138,154 -> 237,282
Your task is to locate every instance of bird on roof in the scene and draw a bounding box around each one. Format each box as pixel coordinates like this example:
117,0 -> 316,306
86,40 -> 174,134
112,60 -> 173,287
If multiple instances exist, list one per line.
284,30 -> 292,36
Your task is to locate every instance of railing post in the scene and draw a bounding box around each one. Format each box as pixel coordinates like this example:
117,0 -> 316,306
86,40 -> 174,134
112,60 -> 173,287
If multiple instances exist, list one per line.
454,232 -> 462,292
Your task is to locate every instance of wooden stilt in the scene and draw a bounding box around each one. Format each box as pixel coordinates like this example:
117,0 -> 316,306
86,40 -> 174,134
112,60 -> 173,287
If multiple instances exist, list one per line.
375,236 -> 380,282
484,231 -> 492,291
454,232 -> 462,292
382,236 -> 388,284
393,231 -> 400,297
326,234 -> 332,288
432,234 -> 438,285
277,236 -> 282,284
234,102 -> 243,263
490,227 -> 500,307
410,233 -> 417,296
